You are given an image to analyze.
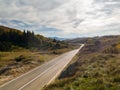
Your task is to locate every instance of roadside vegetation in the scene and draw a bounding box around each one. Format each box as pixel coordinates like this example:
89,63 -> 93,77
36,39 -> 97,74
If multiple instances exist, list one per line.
0,49 -> 60,85
0,25 -> 76,85
43,35 -> 120,90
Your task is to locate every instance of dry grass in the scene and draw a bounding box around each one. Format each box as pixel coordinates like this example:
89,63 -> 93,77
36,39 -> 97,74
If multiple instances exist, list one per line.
52,48 -> 71,54
0,47 -> 72,85
116,43 -> 120,49
0,50 -> 59,85
43,44 -> 120,90
0,51 -> 59,66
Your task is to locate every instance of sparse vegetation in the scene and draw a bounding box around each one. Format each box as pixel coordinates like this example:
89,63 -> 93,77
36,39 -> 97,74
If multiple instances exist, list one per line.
0,50 -> 59,85
43,36 -> 120,90
103,43 -> 120,54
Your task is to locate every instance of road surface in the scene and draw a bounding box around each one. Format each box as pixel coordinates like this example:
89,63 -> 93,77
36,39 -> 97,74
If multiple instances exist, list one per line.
0,44 -> 84,90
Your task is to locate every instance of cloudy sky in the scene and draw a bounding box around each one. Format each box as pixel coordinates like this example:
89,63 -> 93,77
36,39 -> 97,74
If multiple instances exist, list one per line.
0,0 -> 120,38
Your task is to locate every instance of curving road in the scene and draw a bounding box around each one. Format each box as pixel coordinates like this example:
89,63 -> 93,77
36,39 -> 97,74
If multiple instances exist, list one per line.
0,44 -> 84,90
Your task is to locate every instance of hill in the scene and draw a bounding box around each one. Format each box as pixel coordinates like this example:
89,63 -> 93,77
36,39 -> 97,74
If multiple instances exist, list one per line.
0,25 -> 22,33
0,25 -> 68,51
0,25 -> 72,85
65,35 -> 120,44
44,35 -> 120,90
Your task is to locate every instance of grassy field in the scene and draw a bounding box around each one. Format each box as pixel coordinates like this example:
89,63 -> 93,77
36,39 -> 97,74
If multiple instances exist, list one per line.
0,46 -> 76,85
0,51 -> 59,67
0,49 -> 60,85
43,38 -> 120,90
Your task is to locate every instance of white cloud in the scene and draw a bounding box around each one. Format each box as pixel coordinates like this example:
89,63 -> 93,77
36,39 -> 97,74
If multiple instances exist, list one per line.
0,0 -> 120,38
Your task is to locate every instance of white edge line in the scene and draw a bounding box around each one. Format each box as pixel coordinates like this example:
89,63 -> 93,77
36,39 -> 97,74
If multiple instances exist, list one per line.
0,63 -> 43,87
0,44 -> 84,89
46,44 -> 84,85
46,56 -> 75,85
19,47 -> 83,90
18,58 -> 64,90
0,54 -> 63,88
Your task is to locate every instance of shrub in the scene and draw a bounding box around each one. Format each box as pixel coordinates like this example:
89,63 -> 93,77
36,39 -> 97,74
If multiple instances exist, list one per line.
15,55 -> 25,62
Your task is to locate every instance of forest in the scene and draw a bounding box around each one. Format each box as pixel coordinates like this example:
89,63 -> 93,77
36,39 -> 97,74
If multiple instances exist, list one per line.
0,25 -> 67,51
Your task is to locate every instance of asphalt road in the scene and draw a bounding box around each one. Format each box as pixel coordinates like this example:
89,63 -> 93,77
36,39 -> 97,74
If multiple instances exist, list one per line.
0,44 -> 84,90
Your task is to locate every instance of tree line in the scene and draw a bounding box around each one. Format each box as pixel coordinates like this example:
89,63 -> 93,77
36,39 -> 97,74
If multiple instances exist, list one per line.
0,26 -> 67,51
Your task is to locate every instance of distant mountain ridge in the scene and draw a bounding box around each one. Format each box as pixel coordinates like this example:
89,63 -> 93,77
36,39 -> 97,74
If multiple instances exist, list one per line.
49,37 -> 66,41
65,35 -> 120,44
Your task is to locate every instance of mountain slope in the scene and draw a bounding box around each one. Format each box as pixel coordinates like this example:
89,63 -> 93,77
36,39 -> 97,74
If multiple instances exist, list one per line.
0,25 -> 68,51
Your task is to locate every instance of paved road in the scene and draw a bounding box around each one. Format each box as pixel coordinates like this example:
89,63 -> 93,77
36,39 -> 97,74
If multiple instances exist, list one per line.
0,44 -> 84,90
